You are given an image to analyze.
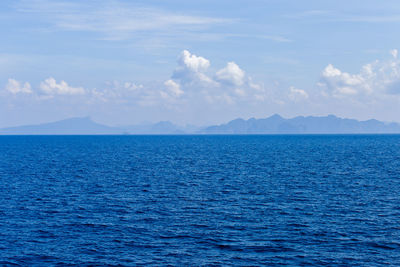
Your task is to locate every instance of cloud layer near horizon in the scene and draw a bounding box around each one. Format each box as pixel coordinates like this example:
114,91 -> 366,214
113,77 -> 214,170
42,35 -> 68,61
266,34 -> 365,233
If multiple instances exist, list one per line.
2,49 -> 400,126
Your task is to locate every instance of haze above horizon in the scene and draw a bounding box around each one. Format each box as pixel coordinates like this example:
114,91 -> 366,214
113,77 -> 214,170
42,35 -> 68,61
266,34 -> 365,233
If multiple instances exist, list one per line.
1,0 -> 400,127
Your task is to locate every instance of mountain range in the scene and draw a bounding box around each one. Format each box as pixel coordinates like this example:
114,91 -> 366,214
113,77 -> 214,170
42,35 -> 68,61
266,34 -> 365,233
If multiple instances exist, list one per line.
1,114 -> 400,135
202,114 -> 400,134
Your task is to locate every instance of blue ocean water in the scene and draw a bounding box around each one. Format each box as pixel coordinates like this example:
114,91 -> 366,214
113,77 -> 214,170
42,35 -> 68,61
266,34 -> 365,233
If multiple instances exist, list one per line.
1,135 -> 400,266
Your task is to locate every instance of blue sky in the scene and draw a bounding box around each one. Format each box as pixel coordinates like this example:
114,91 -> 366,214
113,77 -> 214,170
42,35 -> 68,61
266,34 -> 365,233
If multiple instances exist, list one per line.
1,0 -> 400,127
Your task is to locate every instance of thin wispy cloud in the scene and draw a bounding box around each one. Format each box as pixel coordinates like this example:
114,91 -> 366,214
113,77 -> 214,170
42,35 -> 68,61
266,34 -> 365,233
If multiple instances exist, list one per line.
11,0 -> 293,44
15,0 -> 231,41
339,15 -> 400,23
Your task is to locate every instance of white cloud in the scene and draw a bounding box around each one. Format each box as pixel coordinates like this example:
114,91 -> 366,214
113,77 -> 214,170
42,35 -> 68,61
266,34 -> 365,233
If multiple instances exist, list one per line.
166,50 -> 266,104
391,49 -> 398,59
319,50 -> 400,98
178,50 -> 210,73
91,81 -> 145,101
89,51 -> 266,107
40,77 -> 85,95
319,64 -> 365,97
90,80 -> 164,107
215,62 -> 245,86
123,82 -> 143,91
172,50 -> 214,86
5,79 -> 32,94
288,86 -> 309,101
163,79 -> 183,98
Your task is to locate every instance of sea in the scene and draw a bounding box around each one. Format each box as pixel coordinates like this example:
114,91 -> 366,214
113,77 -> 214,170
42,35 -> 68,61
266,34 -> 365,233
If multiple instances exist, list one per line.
0,135 -> 400,266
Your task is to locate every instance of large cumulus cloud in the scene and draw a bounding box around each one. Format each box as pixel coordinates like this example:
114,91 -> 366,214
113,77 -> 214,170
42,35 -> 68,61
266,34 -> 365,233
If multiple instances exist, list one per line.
318,49 -> 400,98
165,50 -> 266,104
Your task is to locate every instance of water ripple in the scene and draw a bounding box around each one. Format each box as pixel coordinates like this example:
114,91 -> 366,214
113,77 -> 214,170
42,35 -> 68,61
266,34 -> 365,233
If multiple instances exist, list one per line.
1,135 -> 400,265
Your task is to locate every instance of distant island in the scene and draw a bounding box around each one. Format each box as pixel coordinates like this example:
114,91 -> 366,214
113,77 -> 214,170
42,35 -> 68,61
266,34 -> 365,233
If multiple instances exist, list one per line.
1,114 -> 400,135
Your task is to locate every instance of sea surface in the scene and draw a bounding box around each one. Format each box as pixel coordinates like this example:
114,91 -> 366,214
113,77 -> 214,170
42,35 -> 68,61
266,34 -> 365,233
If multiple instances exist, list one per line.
1,135 -> 400,266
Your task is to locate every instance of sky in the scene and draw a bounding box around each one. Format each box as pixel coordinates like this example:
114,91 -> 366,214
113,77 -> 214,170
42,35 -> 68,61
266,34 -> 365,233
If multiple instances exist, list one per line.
1,0 -> 400,127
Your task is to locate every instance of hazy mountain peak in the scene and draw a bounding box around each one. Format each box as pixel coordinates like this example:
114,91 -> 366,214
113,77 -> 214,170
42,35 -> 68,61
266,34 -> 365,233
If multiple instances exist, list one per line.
0,117 -> 116,135
269,114 -> 283,119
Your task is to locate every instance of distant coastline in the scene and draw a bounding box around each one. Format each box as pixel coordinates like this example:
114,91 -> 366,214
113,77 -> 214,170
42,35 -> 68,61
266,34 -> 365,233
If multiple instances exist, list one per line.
1,114 -> 400,135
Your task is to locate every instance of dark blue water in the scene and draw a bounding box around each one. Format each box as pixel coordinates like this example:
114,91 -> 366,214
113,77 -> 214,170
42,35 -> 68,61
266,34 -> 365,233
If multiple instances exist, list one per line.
1,135 -> 400,266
